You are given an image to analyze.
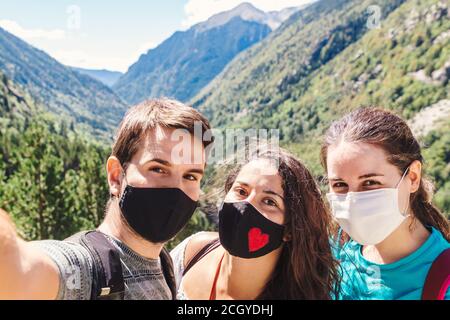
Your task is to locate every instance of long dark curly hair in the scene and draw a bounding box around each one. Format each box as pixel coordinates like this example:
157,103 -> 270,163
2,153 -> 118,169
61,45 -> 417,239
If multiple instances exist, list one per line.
223,147 -> 341,300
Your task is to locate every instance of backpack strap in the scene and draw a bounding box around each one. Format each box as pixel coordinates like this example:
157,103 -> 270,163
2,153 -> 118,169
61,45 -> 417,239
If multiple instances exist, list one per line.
76,231 -> 125,300
65,230 -> 125,300
160,247 -> 177,300
67,230 -> 177,300
422,248 -> 450,300
183,238 -> 221,276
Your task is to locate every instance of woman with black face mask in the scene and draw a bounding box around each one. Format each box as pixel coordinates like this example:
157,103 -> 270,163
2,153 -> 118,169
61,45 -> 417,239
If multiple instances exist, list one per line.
170,148 -> 341,300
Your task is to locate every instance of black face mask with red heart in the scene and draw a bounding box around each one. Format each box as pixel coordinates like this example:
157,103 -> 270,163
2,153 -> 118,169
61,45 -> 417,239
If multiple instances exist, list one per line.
218,201 -> 285,259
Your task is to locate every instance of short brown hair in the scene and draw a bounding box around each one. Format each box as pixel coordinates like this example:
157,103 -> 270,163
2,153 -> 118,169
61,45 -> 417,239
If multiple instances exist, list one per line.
112,98 -> 213,168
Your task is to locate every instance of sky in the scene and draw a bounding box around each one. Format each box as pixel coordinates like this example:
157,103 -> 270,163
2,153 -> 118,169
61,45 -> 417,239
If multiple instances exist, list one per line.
0,0 -> 314,72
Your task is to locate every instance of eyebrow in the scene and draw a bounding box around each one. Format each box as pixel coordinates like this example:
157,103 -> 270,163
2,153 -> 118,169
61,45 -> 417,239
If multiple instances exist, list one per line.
358,173 -> 384,179
188,168 -> 205,175
145,158 -> 204,175
235,181 -> 284,200
263,190 -> 285,200
328,173 -> 384,181
145,158 -> 172,167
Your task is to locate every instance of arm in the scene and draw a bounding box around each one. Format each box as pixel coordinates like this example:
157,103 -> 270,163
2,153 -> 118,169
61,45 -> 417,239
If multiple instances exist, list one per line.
0,209 -> 60,300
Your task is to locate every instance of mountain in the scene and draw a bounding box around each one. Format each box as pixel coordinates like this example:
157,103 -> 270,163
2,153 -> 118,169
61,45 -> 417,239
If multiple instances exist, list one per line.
0,27 -> 127,139
192,0 -> 449,137
193,2 -> 302,32
192,0 -> 408,126
0,71 -> 37,122
71,67 -> 123,87
0,70 -> 112,240
191,0 -> 449,214
113,3 -> 301,105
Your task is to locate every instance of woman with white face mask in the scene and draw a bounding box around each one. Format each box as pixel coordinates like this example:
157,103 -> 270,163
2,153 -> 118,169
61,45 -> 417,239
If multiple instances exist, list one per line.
322,107 -> 450,300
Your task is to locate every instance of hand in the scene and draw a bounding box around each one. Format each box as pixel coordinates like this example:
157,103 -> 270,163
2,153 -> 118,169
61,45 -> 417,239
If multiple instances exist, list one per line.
0,208 -> 59,300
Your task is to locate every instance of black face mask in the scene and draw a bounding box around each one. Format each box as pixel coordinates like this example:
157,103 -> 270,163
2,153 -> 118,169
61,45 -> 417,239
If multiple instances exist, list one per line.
219,201 -> 285,259
119,185 -> 198,243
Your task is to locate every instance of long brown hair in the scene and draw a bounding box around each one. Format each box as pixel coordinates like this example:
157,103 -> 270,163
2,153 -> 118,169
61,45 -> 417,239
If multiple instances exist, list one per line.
320,107 -> 450,241
223,148 -> 341,300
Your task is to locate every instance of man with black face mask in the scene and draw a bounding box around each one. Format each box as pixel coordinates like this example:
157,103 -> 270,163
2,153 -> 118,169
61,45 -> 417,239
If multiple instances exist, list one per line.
0,98 -> 213,300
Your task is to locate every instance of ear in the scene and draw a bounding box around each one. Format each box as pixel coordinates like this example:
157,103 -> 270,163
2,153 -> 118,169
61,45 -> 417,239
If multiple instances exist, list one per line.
407,160 -> 422,193
107,156 -> 124,197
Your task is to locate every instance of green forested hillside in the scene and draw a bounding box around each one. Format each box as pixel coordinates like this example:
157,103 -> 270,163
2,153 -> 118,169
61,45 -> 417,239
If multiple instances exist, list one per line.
0,27 -> 127,140
0,71 -> 215,242
192,0 -> 449,216
192,0 -> 407,126
421,117 -> 450,215
0,72 -> 111,240
1,0 -> 448,246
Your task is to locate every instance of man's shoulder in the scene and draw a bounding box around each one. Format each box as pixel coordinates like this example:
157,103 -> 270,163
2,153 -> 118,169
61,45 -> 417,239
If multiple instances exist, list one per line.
64,230 -> 91,244
31,237 -> 95,300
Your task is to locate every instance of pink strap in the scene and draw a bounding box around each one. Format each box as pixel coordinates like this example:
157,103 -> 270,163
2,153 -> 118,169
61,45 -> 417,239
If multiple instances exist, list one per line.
422,248 -> 450,300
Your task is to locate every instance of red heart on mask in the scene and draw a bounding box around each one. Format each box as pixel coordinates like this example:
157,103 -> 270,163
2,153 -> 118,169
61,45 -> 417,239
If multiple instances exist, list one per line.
248,227 -> 269,252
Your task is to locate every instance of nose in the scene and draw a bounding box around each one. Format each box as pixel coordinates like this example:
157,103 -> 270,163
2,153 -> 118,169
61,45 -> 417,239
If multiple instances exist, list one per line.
347,186 -> 360,193
343,181 -> 364,193
157,175 -> 183,189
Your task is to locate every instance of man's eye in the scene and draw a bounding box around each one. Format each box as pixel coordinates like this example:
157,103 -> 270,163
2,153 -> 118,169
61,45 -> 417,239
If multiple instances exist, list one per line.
184,174 -> 198,181
150,167 -> 166,174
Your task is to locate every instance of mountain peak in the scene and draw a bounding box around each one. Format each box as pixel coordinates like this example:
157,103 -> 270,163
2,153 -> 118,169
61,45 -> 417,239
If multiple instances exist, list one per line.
234,2 -> 259,12
194,2 -> 300,32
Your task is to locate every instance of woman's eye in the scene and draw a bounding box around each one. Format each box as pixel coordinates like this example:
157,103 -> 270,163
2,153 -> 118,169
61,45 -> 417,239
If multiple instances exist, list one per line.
263,198 -> 278,207
235,188 -> 247,196
363,180 -> 381,187
332,182 -> 347,188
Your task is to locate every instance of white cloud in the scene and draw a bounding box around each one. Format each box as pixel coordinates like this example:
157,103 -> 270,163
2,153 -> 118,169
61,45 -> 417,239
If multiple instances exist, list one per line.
182,0 -> 315,28
53,40 -> 162,73
0,19 -> 158,72
52,49 -> 133,73
0,19 -> 66,41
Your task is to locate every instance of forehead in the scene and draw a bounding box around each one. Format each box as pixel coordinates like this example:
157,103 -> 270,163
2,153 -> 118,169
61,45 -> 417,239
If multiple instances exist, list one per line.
133,126 -> 206,165
327,141 -> 394,178
235,158 -> 284,193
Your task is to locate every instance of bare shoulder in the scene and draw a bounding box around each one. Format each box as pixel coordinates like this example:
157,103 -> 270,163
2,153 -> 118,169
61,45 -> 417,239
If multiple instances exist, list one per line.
184,231 -> 219,266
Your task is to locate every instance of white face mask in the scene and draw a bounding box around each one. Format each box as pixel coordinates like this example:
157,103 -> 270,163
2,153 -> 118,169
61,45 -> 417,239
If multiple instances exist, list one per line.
326,167 -> 410,246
